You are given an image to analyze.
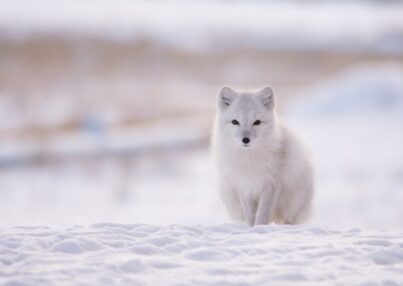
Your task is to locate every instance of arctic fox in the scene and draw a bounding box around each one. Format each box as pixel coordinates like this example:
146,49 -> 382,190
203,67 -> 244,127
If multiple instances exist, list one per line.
212,86 -> 314,226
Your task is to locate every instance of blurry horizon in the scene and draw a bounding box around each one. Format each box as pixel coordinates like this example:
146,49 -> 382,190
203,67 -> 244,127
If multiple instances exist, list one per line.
0,0 -> 402,230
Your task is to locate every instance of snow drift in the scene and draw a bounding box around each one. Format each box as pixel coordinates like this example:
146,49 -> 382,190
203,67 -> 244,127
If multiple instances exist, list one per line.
1,224 -> 403,286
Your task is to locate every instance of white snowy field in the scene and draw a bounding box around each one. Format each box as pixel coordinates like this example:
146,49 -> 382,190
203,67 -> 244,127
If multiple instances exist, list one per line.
1,64 -> 402,230
0,60 -> 403,286
1,224 -> 403,286
286,65 -> 403,231
1,65 -> 402,284
1,1 -> 403,284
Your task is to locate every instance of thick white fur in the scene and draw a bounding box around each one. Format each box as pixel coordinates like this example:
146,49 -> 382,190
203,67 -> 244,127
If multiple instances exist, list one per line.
211,86 -> 314,226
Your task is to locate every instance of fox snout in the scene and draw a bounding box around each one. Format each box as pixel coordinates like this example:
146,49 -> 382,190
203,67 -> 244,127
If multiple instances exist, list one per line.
241,130 -> 252,146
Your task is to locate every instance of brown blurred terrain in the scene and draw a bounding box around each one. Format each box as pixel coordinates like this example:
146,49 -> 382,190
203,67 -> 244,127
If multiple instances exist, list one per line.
1,36 -> 402,144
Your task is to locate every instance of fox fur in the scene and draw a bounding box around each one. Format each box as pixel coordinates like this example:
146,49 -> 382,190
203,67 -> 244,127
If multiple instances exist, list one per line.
211,86 -> 314,226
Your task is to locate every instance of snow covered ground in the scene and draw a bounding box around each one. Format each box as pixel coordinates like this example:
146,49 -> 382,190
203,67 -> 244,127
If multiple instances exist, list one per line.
1,224 -> 403,286
286,65 -> 403,231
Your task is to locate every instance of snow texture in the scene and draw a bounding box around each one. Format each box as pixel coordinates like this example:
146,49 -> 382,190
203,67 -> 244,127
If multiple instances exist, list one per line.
1,224 -> 403,286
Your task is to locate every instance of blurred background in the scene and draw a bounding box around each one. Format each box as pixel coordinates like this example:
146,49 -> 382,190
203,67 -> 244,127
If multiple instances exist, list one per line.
0,0 -> 402,230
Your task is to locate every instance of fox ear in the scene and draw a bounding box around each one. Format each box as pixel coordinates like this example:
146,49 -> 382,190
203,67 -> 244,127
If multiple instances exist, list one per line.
258,86 -> 275,110
218,86 -> 237,109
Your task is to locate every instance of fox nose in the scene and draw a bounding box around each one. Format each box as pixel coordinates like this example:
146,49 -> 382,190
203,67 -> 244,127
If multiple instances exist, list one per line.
242,137 -> 250,144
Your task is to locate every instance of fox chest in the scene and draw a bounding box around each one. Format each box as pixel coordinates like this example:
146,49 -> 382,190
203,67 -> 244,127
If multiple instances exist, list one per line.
221,154 -> 278,197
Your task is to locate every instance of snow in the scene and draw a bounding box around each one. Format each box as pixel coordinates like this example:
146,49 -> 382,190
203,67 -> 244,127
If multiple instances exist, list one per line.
287,65 -> 403,117
1,3 -> 403,282
1,224 -> 403,285
1,64 -> 402,230
0,0 -> 402,53
285,65 -> 403,231
2,64 -> 403,283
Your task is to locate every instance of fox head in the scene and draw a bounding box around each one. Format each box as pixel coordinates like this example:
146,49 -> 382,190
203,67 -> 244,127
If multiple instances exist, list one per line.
216,86 -> 277,149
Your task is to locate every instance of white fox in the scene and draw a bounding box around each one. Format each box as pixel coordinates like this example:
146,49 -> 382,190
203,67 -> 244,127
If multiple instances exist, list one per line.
212,86 -> 314,226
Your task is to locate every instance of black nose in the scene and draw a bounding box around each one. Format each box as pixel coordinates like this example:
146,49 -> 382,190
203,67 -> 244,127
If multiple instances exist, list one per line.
242,137 -> 250,144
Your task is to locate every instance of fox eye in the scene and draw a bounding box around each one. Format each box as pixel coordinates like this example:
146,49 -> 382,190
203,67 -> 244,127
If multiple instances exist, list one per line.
231,120 -> 239,125
253,120 -> 261,126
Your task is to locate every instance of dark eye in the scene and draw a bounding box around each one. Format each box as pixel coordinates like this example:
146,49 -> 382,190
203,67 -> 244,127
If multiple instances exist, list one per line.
253,120 -> 261,126
232,120 -> 239,125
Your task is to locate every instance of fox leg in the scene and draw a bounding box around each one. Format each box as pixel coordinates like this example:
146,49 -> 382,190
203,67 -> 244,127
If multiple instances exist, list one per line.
238,192 -> 256,226
255,185 -> 277,225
